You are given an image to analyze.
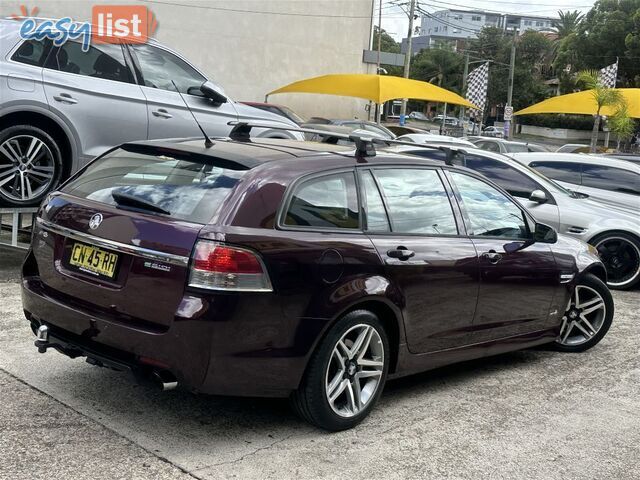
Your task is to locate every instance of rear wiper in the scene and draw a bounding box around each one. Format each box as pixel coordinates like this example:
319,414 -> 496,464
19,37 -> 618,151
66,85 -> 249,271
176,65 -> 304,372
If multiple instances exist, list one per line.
111,191 -> 171,215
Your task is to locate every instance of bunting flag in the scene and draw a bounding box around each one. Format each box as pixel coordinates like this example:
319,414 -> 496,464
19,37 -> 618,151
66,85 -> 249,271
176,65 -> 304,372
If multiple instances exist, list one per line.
466,62 -> 489,112
599,61 -> 618,88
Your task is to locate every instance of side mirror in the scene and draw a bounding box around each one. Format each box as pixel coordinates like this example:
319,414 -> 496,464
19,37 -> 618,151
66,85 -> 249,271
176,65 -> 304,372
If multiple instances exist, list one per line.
529,189 -> 548,204
200,81 -> 228,104
186,86 -> 204,97
533,222 -> 558,244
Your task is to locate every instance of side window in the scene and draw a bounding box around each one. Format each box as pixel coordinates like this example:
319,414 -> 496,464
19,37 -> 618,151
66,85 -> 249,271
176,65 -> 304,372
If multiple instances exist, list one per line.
131,44 -> 206,94
581,165 -> 640,195
480,141 -> 500,152
373,168 -> 457,235
49,41 -> 134,83
465,155 -> 542,199
361,171 -> 390,232
284,172 -> 359,229
529,161 -> 581,184
451,172 -> 529,239
11,40 -> 52,67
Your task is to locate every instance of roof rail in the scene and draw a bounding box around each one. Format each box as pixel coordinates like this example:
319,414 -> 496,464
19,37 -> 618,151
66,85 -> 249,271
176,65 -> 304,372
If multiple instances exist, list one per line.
228,121 -> 379,158
226,121 -> 468,165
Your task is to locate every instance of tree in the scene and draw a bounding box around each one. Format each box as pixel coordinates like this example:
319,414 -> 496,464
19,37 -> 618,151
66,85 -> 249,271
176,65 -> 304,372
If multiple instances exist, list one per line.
553,10 -> 583,39
372,26 -> 400,54
576,0 -> 640,87
608,106 -> 635,149
371,26 -> 402,75
467,28 -> 553,120
410,47 -> 463,91
576,70 -> 627,151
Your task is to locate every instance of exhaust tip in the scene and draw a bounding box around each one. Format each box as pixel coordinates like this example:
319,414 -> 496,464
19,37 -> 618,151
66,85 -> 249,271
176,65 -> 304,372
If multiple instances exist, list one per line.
152,370 -> 178,391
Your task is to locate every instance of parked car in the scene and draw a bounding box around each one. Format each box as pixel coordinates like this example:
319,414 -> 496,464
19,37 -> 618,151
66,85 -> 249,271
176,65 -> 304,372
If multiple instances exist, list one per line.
408,111 -> 428,120
600,153 -> 640,165
302,118 -> 395,140
0,18 -> 303,207
481,126 -> 504,138
395,133 -> 476,148
471,138 -> 549,154
556,144 -> 610,154
433,115 -> 459,126
24,133 -> 612,431
510,152 -> 640,212
395,145 -> 640,289
240,101 -> 306,125
384,124 -> 431,137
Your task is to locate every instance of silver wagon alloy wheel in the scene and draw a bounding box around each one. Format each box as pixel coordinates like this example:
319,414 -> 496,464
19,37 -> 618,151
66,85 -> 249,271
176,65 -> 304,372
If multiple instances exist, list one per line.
0,135 -> 56,202
558,285 -> 607,347
594,236 -> 640,288
325,324 -> 384,418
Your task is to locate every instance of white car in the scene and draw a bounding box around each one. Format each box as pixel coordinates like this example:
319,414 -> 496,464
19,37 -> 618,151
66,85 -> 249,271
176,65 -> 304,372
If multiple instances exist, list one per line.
511,153 -> 640,212
392,145 -> 640,289
396,133 -> 475,148
482,126 -> 504,138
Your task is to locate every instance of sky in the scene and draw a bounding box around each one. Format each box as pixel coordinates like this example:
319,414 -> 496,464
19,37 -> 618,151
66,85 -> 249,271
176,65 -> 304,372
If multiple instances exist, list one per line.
379,0 -> 598,41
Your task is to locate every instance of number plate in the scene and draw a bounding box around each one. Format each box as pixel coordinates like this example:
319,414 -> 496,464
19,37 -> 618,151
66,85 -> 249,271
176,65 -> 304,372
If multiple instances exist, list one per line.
69,242 -> 119,279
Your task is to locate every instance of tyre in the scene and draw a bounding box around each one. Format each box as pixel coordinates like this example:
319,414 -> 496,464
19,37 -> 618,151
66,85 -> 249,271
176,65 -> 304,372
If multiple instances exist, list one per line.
291,310 -> 389,431
552,273 -> 614,353
590,232 -> 640,290
0,125 -> 63,207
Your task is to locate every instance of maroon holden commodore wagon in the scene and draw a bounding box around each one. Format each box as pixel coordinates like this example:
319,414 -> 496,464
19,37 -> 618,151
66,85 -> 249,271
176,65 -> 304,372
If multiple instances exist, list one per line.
22,132 -> 614,430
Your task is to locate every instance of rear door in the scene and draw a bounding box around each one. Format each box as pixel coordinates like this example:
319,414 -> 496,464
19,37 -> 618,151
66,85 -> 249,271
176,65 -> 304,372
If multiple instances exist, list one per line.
42,40 -> 148,162
527,160 -> 582,192
578,164 -> 640,210
446,170 -> 560,341
360,166 -> 479,353
33,145 -> 248,330
128,43 -> 238,140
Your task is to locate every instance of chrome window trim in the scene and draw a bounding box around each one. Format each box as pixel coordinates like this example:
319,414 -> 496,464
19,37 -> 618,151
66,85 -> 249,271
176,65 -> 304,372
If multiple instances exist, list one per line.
37,218 -> 189,267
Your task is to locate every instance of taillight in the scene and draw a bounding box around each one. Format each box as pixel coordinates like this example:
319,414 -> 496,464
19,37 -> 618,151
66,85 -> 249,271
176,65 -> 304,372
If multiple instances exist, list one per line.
188,241 -> 272,292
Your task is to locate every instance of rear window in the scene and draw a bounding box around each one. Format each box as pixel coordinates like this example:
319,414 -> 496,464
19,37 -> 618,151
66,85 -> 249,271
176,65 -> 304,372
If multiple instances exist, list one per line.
62,147 -> 248,224
11,39 -> 52,67
283,171 -> 359,230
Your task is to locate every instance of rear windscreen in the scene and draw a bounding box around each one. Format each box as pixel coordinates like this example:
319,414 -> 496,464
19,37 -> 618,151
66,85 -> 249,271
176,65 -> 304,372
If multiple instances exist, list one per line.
62,147 -> 248,224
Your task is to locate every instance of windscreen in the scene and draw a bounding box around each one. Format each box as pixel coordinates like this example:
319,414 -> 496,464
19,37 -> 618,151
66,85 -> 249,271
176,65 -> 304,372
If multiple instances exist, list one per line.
62,147 -> 248,224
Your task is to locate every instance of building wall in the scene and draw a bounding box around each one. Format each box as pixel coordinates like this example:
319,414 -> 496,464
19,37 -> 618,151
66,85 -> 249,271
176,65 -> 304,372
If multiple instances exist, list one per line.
0,0 -> 375,119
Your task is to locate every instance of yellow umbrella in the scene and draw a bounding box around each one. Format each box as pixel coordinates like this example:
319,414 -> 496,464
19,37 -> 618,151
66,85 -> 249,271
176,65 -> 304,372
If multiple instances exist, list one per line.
268,74 -> 477,109
515,88 -> 640,118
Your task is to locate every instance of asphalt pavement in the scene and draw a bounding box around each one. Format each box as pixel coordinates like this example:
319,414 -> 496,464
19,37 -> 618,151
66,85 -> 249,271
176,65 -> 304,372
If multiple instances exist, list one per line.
1,245 -> 638,480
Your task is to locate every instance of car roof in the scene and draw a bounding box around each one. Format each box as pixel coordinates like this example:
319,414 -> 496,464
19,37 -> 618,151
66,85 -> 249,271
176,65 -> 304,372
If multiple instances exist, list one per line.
510,152 -> 640,172
119,136 -> 445,171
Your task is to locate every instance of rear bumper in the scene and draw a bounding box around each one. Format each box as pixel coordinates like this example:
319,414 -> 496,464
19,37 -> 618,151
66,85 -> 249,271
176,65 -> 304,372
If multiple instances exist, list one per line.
22,276 -> 318,397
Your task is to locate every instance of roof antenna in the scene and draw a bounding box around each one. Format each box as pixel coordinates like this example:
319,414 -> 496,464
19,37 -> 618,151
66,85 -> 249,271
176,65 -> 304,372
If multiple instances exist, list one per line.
171,80 -> 213,148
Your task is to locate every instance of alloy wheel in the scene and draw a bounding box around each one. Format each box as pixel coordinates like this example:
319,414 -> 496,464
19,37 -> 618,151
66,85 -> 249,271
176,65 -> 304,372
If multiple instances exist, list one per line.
0,135 -> 56,202
594,236 -> 640,288
558,285 -> 607,347
325,324 -> 384,418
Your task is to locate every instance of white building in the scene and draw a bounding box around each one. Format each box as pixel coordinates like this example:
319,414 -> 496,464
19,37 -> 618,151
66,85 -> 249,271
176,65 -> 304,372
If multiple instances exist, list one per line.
403,8 -> 557,54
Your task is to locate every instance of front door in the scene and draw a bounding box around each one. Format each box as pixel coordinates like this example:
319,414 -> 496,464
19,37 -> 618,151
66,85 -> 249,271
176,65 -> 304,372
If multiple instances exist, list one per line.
447,171 -> 560,342
360,167 -> 479,354
128,44 -> 238,140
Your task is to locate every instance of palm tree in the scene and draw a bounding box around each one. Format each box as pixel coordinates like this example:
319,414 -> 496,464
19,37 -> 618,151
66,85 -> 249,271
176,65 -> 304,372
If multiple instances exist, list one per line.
576,70 -> 626,152
553,10 -> 583,39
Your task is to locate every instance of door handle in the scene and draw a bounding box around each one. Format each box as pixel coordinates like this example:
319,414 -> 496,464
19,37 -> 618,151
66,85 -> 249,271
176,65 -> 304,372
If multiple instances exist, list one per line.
53,93 -> 77,104
152,109 -> 173,119
387,247 -> 415,261
481,250 -> 503,264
